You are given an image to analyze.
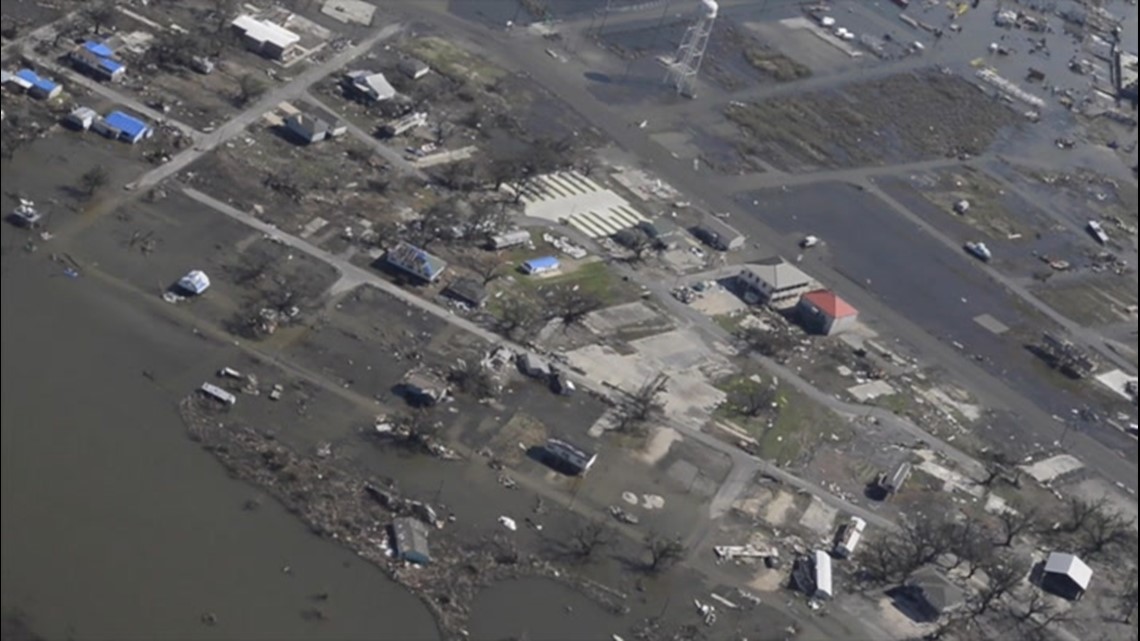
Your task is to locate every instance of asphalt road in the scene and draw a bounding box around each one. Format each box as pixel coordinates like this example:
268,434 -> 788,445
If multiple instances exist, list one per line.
401,2 -> 1139,493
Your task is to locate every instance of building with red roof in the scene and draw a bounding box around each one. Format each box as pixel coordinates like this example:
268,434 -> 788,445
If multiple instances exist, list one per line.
797,289 -> 858,336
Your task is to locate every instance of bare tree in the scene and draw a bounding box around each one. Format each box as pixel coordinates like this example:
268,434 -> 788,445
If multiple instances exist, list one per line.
401,407 -> 441,452
570,520 -> 612,560
857,538 -> 910,583
447,359 -> 498,400
236,73 -> 267,107
406,200 -> 465,249
146,31 -> 209,71
463,254 -> 504,286
971,552 -> 1029,616
727,383 -> 776,418
900,512 -> 955,570
79,166 -> 110,197
1115,570 -> 1138,624
494,296 -> 540,339
544,285 -> 604,327
435,160 -> 478,191
948,518 -> 994,579
1077,504 -> 1136,558
996,503 -> 1039,547
644,532 -> 685,572
263,170 -> 304,203
83,1 -> 117,36
611,374 -> 668,437
1060,497 -> 1106,535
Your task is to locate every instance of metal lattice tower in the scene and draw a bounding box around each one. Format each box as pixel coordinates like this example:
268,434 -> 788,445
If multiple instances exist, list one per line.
664,0 -> 718,98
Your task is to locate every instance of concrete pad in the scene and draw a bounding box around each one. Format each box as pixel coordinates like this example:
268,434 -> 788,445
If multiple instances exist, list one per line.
918,386 -> 982,422
974,313 -> 1009,335
639,426 -> 682,465
762,489 -> 796,526
690,289 -> 748,315
916,451 -> 984,497
610,167 -> 680,202
847,380 -> 896,402
667,459 -> 718,496
584,301 -> 663,334
1020,454 -> 1084,484
1095,369 -> 1138,401
798,495 -> 838,536
321,0 -> 375,25
649,131 -> 701,159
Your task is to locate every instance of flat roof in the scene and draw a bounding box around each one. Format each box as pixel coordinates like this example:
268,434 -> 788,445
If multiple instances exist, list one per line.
232,15 -> 301,48
83,40 -> 115,58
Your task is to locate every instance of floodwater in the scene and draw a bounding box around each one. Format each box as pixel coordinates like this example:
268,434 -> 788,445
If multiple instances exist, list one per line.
467,578 -> 625,641
0,243 -> 439,640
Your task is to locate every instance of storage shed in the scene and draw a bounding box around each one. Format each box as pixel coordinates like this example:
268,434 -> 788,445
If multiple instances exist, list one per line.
521,256 -> 560,275
1042,552 -> 1092,600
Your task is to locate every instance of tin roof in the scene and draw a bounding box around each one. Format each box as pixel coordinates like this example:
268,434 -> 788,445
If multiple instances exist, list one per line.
103,110 -> 149,138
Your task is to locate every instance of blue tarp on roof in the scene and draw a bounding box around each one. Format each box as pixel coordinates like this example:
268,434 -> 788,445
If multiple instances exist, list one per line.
98,58 -> 125,74
523,256 -> 560,272
16,69 -> 59,94
103,110 -> 149,138
83,41 -> 115,58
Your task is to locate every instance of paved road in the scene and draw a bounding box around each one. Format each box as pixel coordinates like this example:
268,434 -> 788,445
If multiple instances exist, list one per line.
403,5 -> 1139,494
125,23 -> 406,192
302,91 -> 428,179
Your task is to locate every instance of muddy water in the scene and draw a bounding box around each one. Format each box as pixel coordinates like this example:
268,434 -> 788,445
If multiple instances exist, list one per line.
0,248 -> 439,640
467,578 -> 625,641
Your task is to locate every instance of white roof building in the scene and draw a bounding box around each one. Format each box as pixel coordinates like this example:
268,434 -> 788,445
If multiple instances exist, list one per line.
1043,552 -> 1092,599
232,15 -> 300,59
346,70 -> 396,101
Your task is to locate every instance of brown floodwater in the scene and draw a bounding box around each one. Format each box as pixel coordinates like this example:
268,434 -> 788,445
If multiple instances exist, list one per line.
0,236 -> 440,641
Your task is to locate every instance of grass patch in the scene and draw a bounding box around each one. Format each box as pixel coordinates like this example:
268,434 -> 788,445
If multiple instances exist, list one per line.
402,37 -> 506,88
742,47 -> 811,81
514,259 -> 635,305
1032,276 -> 1139,328
916,167 -> 1034,240
715,375 -> 850,466
713,312 -> 749,335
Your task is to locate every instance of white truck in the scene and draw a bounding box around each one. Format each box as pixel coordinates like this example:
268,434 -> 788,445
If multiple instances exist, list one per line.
965,241 -> 992,262
1087,220 -> 1109,245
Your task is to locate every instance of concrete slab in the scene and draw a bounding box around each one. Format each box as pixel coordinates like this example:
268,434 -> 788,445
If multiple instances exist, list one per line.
1020,454 -> 1085,484
321,0 -> 375,25
690,289 -> 748,316
798,495 -> 838,536
584,301 -> 663,334
847,380 -> 896,402
974,313 -> 1010,335
510,170 -> 648,238
916,450 -> 984,497
762,489 -> 796,526
1095,369 -> 1138,402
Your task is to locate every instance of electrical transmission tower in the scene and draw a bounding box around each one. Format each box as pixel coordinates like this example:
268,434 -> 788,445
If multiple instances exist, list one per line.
663,0 -> 718,98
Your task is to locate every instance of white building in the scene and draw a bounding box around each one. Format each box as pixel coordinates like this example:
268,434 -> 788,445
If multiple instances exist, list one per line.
813,550 -> 833,600
738,259 -> 817,309
231,15 -> 300,60
345,70 -> 396,101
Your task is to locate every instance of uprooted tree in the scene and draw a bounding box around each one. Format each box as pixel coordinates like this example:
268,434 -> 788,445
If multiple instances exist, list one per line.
79,166 -> 110,197
611,374 -> 668,437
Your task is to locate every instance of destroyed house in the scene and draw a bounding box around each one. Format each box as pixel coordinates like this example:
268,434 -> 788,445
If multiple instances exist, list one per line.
391,517 -> 431,564
397,57 -> 430,80
231,15 -> 300,60
70,41 -> 126,81
903,568 -> 965,621
402,370 -> 447,405
386,241 -> 447,282
541,438 -> 597,476
344,70 -> 396,101
443,277 -> 487,308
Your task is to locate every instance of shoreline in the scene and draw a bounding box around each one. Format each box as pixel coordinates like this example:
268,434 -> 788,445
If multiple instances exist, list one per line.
179,396 -> 629,640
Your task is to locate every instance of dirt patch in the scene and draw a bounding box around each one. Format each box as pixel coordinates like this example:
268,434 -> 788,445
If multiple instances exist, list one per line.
725,70 -> 1023,172
742,46 -> 811,82
490,412 -> 549,465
